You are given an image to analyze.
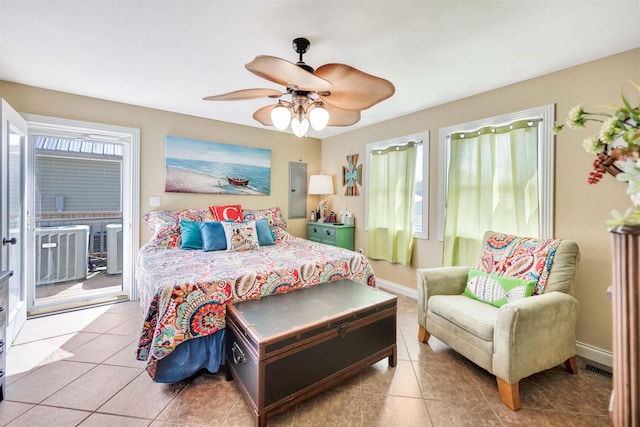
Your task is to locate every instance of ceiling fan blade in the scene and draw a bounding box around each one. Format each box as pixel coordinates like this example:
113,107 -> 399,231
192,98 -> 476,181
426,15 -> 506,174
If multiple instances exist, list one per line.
252,104 -> 276,126
246,56 -> 333,92
315,63 -> 395,111
322,102 -> 361,126
203,88 -> 282,101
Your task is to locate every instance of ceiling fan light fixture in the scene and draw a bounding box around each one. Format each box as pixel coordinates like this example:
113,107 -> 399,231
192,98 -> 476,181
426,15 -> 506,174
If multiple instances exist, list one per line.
271,104 -> 291,130
309,105 -> 329,131
204,37 -> 395,137
291,117 -> 309,137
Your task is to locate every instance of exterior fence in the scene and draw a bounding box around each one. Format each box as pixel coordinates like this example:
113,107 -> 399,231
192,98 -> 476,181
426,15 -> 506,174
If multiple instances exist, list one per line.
37,211 -> 122,260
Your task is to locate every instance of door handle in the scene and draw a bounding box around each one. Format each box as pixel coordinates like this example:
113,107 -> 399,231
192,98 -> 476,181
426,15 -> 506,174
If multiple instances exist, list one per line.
2,237 -> 16,246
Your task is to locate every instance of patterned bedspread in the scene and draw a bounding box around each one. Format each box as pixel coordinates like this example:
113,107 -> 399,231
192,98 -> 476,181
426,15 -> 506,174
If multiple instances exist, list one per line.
135,236 -> 376,379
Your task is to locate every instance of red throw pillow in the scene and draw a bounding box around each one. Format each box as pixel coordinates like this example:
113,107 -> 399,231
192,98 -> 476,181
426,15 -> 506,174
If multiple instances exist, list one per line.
209,204 -> 243,222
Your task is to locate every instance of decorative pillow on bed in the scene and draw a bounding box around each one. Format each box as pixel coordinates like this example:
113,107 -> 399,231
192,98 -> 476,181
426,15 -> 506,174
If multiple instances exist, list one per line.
179,220 -> 204,250
144,208 -> 214,248
271,226 -> 291,242
209,204 -> 243,222
200,221 -> 227,251
255,218 -> 275,246
242,207 -> 290,242
221,220 -> 259,251
463,269 -> 536,308
242,207 -> 288,229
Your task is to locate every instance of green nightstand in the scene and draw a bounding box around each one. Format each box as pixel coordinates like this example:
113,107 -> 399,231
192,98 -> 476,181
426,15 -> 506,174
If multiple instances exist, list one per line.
307,222 -> 355,250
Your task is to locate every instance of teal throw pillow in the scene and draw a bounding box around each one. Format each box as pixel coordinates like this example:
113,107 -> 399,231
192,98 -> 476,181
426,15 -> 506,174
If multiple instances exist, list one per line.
463,269 -> 536,308
179,220 -> 204,250
255,218 -> 275,246
200,221 -> 227,251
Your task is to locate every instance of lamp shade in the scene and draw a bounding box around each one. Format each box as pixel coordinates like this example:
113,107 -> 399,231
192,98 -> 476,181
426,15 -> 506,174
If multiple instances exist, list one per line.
308,174 -> 334,195
291,117 -> 309,137
309,105 -> 329,131
270,105 -> 291,130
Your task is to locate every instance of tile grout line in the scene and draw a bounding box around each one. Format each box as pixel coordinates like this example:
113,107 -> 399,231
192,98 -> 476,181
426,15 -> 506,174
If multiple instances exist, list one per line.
85,326 -> 153,423
6,318 -> 147,424
148,373 -> 195,425
4,361 -> 101,406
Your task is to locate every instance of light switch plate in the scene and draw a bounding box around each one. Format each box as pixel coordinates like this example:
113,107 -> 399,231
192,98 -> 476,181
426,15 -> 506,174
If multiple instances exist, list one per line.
149,196 -> 161,206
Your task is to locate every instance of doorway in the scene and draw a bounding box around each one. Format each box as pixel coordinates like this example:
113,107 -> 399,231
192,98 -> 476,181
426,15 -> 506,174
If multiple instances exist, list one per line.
1,99 -> 28,349
23,115 -> 139,316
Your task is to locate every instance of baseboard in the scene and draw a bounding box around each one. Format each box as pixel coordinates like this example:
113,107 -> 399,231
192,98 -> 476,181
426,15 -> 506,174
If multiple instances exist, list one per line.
376,278 -> 613,368
576,341 -> 613,368
376,278 -> 418,299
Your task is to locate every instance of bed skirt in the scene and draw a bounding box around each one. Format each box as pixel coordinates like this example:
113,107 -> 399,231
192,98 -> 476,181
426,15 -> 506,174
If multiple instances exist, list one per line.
153,329 -> 226,383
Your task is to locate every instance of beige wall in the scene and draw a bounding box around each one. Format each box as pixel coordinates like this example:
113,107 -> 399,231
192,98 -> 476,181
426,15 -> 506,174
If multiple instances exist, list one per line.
0,81 -> 322,242
2,47 -> 639,355
322,47 -> 640,354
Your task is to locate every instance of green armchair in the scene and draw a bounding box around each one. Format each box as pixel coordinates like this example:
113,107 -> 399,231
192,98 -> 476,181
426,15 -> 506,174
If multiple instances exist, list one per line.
417,231 -> 581,410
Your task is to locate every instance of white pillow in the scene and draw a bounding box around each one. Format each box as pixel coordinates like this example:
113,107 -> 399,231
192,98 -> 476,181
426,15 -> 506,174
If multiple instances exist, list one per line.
221,221 -> 259,252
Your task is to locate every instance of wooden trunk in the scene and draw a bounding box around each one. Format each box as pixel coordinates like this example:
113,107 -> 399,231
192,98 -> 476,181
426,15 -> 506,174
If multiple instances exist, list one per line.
225,279 -> 397,427
610,226 -> 640,426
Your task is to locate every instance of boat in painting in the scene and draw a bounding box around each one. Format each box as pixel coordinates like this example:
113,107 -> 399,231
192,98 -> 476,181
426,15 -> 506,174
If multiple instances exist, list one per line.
227,176 -> 249,186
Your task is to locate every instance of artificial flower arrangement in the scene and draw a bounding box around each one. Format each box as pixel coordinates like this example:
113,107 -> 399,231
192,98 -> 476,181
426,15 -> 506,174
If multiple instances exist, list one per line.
553,81 -> 640,226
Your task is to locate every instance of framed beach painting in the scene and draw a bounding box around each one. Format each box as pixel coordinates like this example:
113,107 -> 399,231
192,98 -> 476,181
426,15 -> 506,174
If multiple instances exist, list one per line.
165,135 -> 271,195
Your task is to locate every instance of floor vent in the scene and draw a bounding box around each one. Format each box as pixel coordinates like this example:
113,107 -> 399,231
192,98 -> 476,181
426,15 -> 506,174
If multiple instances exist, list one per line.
584,363 -> 613,378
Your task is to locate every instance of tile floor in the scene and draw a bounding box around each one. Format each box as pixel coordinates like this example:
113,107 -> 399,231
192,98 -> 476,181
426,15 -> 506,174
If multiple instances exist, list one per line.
34,269 -> 121,309
0,293 -> 613,426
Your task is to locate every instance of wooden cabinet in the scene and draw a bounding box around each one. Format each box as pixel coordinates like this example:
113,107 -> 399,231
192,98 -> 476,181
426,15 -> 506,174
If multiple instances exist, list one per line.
610,226 -> 640,426
307,222 -> 355,250
0,270 -> 11,401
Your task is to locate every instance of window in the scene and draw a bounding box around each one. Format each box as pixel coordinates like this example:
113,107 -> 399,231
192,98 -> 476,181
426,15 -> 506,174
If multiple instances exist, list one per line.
413,141 -> 427,238
365,131 -> 428,266
366,131 -> 429,239
438,105 -> 555,265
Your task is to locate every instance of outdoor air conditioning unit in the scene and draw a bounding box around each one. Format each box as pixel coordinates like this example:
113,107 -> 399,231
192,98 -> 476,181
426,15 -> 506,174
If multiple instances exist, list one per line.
35,225 -> 89,285
106,223 -> 123,275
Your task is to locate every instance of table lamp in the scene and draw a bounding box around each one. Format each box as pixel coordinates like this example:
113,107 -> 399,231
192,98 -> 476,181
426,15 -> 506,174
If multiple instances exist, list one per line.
308,174 -> 334,222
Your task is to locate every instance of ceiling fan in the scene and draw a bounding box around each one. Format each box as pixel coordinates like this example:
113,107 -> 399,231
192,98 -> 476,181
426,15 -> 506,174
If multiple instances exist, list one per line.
203,37 -> 395,137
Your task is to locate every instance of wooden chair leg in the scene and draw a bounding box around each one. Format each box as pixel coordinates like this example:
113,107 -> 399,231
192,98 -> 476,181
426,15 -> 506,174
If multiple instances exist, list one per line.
564,356 -> 579,374
496,377 -> 520,411
418,325 -> 430,343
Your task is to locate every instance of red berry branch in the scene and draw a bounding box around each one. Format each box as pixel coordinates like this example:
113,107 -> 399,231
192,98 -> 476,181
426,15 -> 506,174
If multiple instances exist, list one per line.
588,153 -> 608,184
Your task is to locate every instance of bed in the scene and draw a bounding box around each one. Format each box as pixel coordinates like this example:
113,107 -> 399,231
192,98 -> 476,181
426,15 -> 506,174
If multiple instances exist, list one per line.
135,206 -> 376,382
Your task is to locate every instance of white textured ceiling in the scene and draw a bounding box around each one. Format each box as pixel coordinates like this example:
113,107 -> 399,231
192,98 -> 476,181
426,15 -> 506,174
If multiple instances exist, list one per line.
1,0 -> 639,138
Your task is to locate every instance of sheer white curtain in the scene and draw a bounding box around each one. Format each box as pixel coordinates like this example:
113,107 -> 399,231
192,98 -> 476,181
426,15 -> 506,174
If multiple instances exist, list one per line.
442,119 -> 540,266
367,141 -> 417,266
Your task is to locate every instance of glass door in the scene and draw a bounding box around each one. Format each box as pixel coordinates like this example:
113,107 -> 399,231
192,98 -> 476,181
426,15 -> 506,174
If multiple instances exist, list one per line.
1,99 -> 28,349
29,131 -> 127,314
23,115 -> 140,317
